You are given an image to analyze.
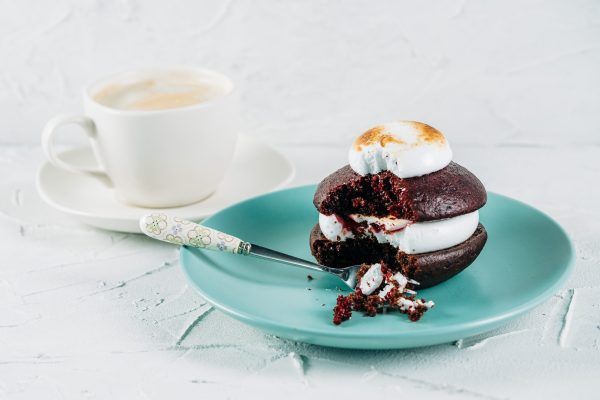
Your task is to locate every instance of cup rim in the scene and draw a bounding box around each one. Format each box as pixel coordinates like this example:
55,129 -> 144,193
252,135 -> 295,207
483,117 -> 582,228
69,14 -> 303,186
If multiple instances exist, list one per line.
83,66 -> 236,115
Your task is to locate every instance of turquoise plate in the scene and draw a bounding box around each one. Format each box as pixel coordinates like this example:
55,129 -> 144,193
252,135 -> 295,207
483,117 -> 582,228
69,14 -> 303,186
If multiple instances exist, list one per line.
180,186 -> 574,349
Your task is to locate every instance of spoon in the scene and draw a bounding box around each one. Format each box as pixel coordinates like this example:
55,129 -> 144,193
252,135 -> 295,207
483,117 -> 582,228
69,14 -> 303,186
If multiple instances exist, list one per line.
139,213 -> 360,289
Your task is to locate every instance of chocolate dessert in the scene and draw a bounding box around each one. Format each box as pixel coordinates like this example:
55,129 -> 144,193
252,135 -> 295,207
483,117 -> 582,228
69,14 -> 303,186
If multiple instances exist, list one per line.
310,121 -> 487,311
333,262 -> 434,325
311,223 -> 487,288
313,162 -> 486,222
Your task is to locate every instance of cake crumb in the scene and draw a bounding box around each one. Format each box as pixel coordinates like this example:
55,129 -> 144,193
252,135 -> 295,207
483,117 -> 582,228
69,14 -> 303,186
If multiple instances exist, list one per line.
332,262 -> 434,325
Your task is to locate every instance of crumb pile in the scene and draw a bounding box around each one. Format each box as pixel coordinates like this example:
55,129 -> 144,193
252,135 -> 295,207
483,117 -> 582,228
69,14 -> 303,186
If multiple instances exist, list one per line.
333,262 -> 434,325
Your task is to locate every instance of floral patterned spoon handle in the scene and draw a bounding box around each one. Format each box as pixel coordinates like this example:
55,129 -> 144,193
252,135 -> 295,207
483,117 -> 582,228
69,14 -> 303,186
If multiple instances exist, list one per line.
140,213 -> 250,254
139,213 -> 360,289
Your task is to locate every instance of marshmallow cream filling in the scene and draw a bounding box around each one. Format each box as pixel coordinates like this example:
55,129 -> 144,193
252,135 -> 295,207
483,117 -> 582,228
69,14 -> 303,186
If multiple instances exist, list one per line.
318,211 -> 479,254
348,121 -> 452,178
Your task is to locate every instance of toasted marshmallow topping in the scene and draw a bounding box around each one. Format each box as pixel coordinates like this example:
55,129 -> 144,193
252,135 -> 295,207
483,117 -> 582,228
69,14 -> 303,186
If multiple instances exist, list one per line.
318,211 -> 479,254
348,121 -> 452,178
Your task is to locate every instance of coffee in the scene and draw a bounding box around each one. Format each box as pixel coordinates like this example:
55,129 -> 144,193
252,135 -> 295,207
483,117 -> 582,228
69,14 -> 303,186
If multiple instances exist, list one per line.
93,71 -> 229,111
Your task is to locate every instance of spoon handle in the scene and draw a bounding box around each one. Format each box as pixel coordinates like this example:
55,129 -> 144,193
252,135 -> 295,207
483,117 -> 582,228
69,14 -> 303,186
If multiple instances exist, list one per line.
139,213 -> 338,277
139,213 -> 250,254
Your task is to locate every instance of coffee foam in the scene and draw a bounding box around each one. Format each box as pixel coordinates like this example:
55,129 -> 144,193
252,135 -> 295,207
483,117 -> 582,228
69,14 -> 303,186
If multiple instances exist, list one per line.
348,121 -> 452,178
93,70 -> 230,111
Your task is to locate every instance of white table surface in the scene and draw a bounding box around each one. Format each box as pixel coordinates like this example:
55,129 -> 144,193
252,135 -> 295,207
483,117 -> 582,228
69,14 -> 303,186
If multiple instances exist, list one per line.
2,0 -> 600,398
1,142 -> 599,399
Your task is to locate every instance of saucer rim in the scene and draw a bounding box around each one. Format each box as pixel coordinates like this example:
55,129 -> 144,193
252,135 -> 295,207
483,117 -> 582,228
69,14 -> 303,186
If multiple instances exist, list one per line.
36,135 -> 295,228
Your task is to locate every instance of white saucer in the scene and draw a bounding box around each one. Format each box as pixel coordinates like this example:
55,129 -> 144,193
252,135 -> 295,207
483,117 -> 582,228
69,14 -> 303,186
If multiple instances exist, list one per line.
36,135 -> 295,233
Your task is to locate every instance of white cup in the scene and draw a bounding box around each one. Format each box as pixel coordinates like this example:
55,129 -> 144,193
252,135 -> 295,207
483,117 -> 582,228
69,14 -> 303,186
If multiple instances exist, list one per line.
42,67 -> 240,208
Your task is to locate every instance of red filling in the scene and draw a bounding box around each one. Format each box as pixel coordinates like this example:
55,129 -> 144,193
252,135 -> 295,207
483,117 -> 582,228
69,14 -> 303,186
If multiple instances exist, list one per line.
334,214 -> 412,236
334,214 -> 368,235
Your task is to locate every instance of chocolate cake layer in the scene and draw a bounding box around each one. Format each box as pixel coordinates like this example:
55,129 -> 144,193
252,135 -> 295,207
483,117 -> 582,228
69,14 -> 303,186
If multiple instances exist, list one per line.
313,162 -> 486,221
309,223 -> 487,288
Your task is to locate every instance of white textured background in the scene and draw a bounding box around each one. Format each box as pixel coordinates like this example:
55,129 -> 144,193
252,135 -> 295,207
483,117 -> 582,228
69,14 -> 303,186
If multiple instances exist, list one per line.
2,0 -> 599,146
1,1 -> 600,399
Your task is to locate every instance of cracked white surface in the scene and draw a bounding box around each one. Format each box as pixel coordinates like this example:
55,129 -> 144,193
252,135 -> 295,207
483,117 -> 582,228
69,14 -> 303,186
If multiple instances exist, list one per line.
1,1 -> 600,399
2,144 -> 599,400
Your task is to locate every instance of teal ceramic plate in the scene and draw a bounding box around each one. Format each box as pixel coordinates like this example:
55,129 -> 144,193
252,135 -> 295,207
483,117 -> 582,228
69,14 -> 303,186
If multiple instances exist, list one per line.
180,186 -> 574,349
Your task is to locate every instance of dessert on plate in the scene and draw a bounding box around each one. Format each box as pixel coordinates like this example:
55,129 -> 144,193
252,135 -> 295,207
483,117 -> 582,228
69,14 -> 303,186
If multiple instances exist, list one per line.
309,121 -> 488,323
332,261 -> 435,325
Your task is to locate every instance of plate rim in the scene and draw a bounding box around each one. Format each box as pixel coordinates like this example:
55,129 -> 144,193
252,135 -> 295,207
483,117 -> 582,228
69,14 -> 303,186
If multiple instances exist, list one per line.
180,186 -> 575,346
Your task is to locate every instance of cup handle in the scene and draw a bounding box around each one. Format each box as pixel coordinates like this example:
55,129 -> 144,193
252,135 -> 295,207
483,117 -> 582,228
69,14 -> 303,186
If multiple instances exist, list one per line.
42,115 -> 112,186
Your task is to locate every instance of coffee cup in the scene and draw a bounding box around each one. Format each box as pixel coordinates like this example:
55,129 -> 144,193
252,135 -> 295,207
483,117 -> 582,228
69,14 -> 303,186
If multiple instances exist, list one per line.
42,67 -> 240,208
